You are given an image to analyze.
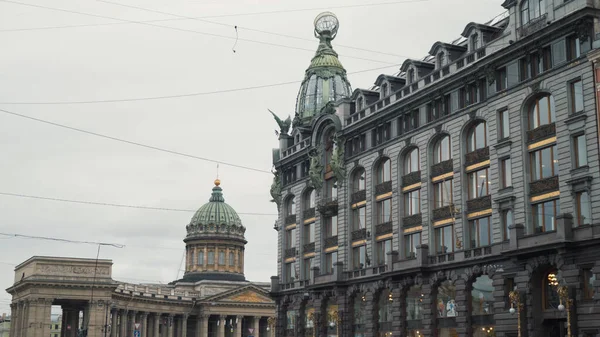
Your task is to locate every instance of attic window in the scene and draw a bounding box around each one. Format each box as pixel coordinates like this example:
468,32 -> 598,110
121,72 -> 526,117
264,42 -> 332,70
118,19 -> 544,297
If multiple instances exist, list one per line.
381,83 -> 389,97
471,34 -> 479,51
408,69 -> 415,84
437,52 -> 445,69
356,96 -> 364,110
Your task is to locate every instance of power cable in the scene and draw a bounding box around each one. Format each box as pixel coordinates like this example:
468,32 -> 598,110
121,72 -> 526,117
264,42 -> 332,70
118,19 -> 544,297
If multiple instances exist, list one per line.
0,108 -> 273,174
0,232 -> 125,248
0,63 -> 400,105
0,0 -> 396,65
0,191 -> 277,216
93,0 -> 415,59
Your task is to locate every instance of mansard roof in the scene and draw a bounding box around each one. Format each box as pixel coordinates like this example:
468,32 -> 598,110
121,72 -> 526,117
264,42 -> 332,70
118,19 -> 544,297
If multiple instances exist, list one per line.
374,74 -> 406,87
428,41 -> 468,56
351,88 -> 380,105
400,59 -> 435,72
461,22 -> 503,37
501,0 -> 517,9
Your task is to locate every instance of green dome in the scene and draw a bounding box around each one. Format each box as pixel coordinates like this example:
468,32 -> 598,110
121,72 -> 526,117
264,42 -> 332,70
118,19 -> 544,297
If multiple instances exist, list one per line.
189,179 -> 245,234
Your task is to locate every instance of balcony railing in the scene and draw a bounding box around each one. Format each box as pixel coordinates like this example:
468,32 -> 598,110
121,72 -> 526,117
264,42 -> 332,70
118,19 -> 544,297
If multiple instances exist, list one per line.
432,205 -> 454,221
530,176 -> 559,196
428,252 -> 455,264
518,13 -> 548,38
284,214 -> 296,226
303,242 -> 315,253
351,228 -> 367,241
466,195 -> 492,213
284,247 -> 296,259
375,181 -> 393,195
465,146 -> 490,167
351,189 -> 367,204
324,235 -> 338,248
464,246 -> 493,258
402,213 -> 422,228
317,197 -> 338,217
303,207 -> 315,220
526,122 -> 556,144
376,222 -> 393,235
431,159 -> 453,177
402,171 -> 421,187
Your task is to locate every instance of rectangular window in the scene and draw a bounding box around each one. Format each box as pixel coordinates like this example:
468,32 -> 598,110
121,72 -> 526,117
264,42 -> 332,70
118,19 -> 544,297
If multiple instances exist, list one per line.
324,251 -> 338,274
433,180 -> 453,209
519,57 -> 531,81
542,46 -> 552,71
434,225 -> 455,254
404,190 -> 421,216
570,79 -> 584,113
467,168 -> 489,199
501,158 -> 512,188
304,222 -> 315,244
377,198 -> 392,224
583,268 -> 596,300
325,178 -> 338,199
352,207 -> 366,231
567,35 -> 581,61
469,217 -> 492,248
376,239 -> 392,266
502,209 -> 514,241
285,261 -> 297,282
229,252 -> 235,266
218,251 -> 225,265
324,215 -> 338,237
303,257 -> 313,280
352,245 -> 366,270
496,67 -> 507,91
575,191 -> 591,226
530,145 -> 558,180
286,228 -> 297,249
404,232 -> 421,258
574,134 -> 588,168
198,251 -> 204,265
208,251 -> 215,265
532,199 -> 560,232
499,109 -> 510,139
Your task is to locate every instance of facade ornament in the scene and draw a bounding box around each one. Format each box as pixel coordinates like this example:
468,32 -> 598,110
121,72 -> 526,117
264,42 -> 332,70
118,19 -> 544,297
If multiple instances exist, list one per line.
319,101 -> 336,115
330,133 -> 346,183
308,148 -> 324,190
485,65 -> 496,86
269,109 -> 292,136
269,170 -> 282,211
576,18 -> 594,42
292,112 -> 302,130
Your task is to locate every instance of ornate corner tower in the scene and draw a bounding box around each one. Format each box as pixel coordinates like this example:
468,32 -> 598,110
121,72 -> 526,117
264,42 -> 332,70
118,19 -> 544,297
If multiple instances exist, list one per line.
183,179 -> 247,282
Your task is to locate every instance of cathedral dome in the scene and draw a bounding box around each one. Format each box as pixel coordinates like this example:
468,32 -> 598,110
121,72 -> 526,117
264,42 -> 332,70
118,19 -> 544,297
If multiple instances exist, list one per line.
295,12 -> 352,125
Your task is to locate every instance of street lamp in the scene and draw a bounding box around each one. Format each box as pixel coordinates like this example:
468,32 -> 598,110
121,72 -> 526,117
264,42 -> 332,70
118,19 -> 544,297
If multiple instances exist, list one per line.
508,288 -> 523,337
548,272 -> 573,337
327,311 -> 342,337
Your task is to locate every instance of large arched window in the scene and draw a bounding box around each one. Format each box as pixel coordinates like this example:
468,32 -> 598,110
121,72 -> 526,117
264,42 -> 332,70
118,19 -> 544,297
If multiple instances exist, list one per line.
528,95 -> 555,130
437,280 -> 457,336
467,122 -> 487,153
352,168 -> 366,192
471,275 -> 494,336
303,189 -> 316,210
376,158 -> 392,184
285,196 -> 296,217
378,289 -> 393,336
520,0 -> 545,26
406,285 -> 424,337
353,294 -> 366,336
404,148 -> 420,174
433,135 -> 451,164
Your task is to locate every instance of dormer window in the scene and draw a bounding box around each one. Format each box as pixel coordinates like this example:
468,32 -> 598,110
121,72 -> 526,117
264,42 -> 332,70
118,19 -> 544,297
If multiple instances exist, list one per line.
356,96 -> 364,111
381,83 -> 389,98
408,69 -> 415,84
437,52 -> 445,69
471,34 -> 479,51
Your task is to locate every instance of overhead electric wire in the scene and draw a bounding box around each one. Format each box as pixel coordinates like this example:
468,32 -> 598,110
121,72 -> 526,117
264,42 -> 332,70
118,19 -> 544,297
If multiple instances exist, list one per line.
93,0 -> 414,59
0,108 -> 273,173
0,63 -> 401,105
0,232 -> 125,248
0,191 -> 277,216
0,0 -> 396,65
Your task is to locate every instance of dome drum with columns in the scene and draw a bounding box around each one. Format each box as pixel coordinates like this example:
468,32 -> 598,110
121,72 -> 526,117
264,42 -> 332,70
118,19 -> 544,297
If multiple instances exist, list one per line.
182,179 -> 248,283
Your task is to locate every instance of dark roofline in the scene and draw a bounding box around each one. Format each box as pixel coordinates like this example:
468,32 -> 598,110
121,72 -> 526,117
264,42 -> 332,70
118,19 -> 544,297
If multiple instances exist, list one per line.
501,0 -> 516,9
374,74 -> 405,86
400,59 -> 435,72
428,41 -> 468,56
461,22 -> 504,37
351,88 -> 379,100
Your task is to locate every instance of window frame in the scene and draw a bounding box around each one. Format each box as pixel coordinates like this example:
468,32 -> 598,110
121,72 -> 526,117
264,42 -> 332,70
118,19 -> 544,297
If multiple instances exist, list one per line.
433,179 -> 453,209
377,198 -> 392,224
498,108 -> 510,139
405,148 -> 420,174
573,133 -> 588,169
569,79 -> 584,114
500,157 -> 512,188
433,135 -> 451,164
574,190 -> 591,226
530,145 -> 558,181
502,209 -> 514,241
469,216 -> 492,248
352,168 -> 367,192
376,158 -> 392,184
532,199 -> 560,232
467,167 -> 489,200
404,231 -> 421,258
528,95 -> 556,130
467,121 -> 487,153
404,189 -> 421,216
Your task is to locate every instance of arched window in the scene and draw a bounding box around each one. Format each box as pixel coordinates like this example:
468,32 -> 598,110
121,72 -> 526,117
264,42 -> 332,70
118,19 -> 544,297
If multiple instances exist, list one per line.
528,95 -> 556,130
437,52 -> 445,69
303,189 -> 316,210
404,148 -> 420,174
436,280 -> 458,336
433,135 -> 451,164
471,275 -> 495,337
352,168 -> 366,192
285,196 -> 296,217
471,34 -> 479,50
467,122 -> 487,152
353,294 -> 366,336
544,269 -> 560,309
376,158 -> 392,184
378,289 -> 393,336
406,285 -> 424,321
198,251 -> 204,266
408,69 -> 415,84
356,96 -> 364,110
381,83 -> 389,97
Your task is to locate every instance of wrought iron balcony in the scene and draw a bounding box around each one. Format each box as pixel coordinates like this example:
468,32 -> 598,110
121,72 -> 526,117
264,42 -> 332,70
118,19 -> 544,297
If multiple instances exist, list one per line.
351,228 -> 367,241
465,147 -> 490,167
402,213 -> 422,228
303,242 -> 315,253
324,235 -> 338,248
402,171 -> 421,187
375,222 -> 393,235
284,247 -> 296,259
526,122 -> 556,144
466,195 -> 492,213
375,181 -> 393,195
317,197 -> 338,217
530,176 -> 559,196
432,205 -> 454,221
303,207 -> 315,220
350,189 -> 367,204
431,159 -> 453,177
284,214 -> 296,226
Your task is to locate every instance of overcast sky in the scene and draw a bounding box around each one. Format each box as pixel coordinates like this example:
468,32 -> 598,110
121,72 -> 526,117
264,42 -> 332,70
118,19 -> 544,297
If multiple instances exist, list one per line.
0,0 -> 505,314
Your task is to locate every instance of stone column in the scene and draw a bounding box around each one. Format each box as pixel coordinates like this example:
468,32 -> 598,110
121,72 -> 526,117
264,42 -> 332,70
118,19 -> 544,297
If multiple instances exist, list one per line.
141,312 -> 149,337
218,315 -> 226,337
235,316 -> 243,337
167,314 -> 174,337
454,278 -> 468,337
199,315 -> 209,337
130,311 -> 139,337
60,308 -> 66,337
391,285 -> 403,336
252,316 -> 260,337
181,314 -> 188,337
153,314 -> 160,337
120,309 -> 129,337
9,303 -> 16,337
420,282 -> 434,337
110,308 -> 118,337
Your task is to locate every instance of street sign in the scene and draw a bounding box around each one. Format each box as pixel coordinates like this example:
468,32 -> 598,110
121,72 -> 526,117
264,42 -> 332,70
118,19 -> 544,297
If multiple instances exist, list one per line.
135,323 -> 141,330
134,331 -> 141,337
249,328 -> 254,334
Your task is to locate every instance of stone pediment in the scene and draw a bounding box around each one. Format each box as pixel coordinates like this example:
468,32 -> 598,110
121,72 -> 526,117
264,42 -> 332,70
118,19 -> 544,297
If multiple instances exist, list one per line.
204,285 -> 273,305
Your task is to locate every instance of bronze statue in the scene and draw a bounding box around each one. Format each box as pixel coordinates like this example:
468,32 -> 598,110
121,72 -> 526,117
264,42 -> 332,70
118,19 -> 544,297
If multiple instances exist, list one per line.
269,109 -> 292,136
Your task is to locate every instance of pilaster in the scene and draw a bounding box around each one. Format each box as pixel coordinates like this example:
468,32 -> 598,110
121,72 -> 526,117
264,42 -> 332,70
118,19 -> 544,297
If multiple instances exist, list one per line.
363,291 -> 375,337
420,283 -> 433,337
110,308 -> 118,337
141,312 -> 149,337
181,314 -> 188,337
391,286 -> 403,335
454,278 -> 468,337
120,309 -> 129,337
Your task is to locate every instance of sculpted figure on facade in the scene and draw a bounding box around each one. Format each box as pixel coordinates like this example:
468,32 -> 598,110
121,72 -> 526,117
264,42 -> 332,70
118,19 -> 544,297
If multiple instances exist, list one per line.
270,169 -> 282,211
329,133 -> 346,184
308,147 -> 324,190
269,109 -> 292,136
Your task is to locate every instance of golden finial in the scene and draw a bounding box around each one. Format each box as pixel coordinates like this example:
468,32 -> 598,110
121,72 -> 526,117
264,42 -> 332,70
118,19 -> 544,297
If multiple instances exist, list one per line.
215,163 -> 221,186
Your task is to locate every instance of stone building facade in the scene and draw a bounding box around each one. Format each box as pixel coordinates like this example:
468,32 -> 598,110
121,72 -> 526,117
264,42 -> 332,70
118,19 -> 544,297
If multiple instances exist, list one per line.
6,180 -> 276,337
269,2 -> 600,337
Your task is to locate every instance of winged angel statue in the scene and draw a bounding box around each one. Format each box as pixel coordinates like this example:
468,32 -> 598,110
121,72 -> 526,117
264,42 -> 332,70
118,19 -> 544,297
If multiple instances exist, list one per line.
269,109 -> 292,136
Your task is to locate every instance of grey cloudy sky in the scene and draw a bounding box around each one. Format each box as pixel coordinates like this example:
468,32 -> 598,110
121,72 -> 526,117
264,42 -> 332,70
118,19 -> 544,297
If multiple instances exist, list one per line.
0,0 -> 505,314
